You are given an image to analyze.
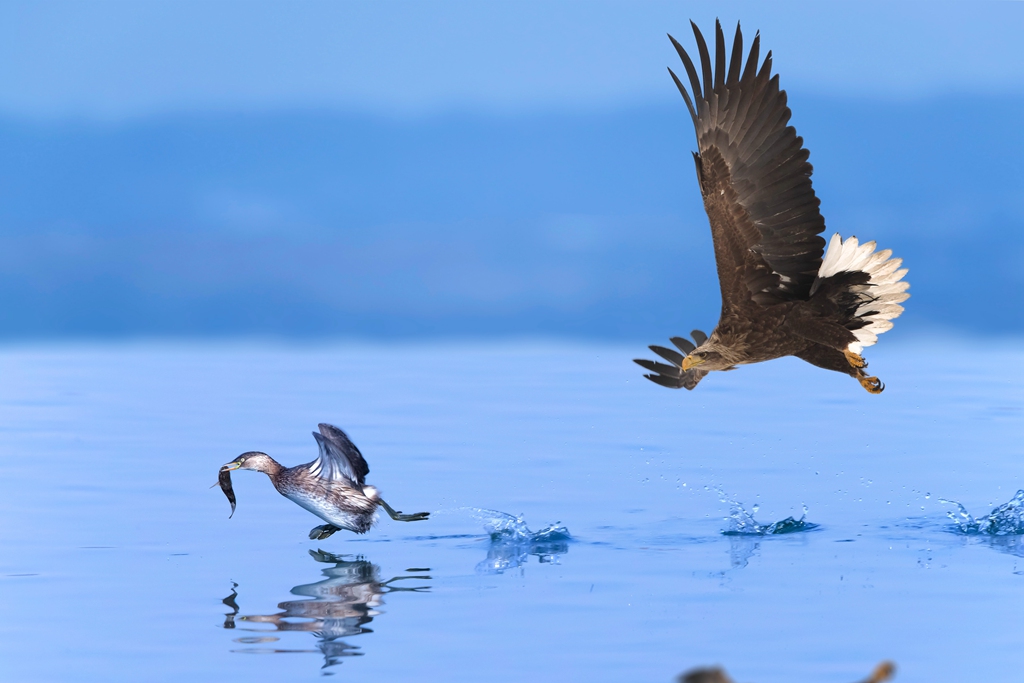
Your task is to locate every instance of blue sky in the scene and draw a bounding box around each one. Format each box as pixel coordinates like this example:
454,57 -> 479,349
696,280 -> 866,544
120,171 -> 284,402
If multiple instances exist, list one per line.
0,1 -> 1021,340
2,1 -> 1022,118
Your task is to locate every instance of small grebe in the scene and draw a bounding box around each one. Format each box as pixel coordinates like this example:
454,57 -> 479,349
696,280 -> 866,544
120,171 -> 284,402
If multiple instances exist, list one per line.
219,423 -> 429,539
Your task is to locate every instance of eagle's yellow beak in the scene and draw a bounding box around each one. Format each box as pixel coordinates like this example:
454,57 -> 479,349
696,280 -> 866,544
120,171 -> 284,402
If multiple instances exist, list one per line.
682,355 -> 702,372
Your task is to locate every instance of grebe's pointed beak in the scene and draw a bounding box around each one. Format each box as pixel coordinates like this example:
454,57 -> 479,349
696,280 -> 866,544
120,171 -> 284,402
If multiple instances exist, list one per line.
221,461 -> 241,471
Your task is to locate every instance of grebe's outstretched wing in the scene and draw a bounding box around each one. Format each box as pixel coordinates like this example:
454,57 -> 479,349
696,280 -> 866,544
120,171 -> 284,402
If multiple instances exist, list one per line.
309,423 -> 370,485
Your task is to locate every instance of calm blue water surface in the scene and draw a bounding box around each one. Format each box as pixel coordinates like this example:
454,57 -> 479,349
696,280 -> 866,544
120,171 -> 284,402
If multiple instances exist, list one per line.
0,341 -> 1020,682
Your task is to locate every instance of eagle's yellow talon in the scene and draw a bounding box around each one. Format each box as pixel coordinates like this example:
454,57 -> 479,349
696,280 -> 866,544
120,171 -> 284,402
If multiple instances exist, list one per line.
858,374 -> 884,394
844,349 -> 867,369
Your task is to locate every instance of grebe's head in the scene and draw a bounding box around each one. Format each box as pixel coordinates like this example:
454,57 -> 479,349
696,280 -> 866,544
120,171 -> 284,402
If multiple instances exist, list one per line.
222,451 -> 276,474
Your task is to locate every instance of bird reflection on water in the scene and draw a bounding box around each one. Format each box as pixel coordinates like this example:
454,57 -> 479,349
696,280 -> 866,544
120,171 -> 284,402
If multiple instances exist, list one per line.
221,550 -> 429,671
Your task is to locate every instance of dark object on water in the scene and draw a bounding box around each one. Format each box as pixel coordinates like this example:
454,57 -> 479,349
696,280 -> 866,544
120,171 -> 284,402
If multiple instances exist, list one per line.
678,669 -> 732,683
218,423 -> 429,539
861,662 -> 896,683
635,21 -> 909,394
217,466 -> 236,518
677,660 -> 895,683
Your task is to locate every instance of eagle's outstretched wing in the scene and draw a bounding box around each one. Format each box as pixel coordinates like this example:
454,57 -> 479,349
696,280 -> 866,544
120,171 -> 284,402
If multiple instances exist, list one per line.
670,20 -> 826,309
309,423 -> 370,486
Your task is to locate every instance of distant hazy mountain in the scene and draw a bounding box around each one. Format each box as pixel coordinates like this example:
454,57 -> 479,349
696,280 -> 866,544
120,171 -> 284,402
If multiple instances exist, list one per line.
0,94 -> 1020,340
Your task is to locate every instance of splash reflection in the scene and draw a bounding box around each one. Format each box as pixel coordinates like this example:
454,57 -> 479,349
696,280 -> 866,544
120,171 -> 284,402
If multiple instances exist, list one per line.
222,550 -> 429,671
726,534 -> 760,570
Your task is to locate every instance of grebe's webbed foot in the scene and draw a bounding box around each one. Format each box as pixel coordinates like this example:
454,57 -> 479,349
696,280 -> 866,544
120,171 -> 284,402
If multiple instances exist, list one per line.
309,524 -> 341,540
379,498 -> 430,522
394,511 -> 430,522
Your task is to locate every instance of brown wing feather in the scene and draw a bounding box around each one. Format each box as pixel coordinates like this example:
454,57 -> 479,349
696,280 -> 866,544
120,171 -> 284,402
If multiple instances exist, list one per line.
669,20 -> 826,309
633,330 -> 710,390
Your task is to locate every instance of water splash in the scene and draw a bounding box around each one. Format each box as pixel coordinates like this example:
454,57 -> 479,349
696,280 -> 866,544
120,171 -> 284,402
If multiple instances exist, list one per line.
469,508 -> 571,573
940,490 -> 1024,536
721,499 -> 818,536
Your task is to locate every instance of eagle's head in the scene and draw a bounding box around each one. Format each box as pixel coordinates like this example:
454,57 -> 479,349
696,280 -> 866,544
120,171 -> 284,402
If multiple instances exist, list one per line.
681,342 -> 734,372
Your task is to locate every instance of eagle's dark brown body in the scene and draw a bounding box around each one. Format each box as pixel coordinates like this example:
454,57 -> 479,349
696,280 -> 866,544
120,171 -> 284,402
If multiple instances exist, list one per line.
708,304 -> 800,366
635,21 -> 909,393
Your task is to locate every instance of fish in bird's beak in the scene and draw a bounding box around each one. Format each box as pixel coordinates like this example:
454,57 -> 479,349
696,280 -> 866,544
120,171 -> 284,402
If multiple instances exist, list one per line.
216,464 -> 237,517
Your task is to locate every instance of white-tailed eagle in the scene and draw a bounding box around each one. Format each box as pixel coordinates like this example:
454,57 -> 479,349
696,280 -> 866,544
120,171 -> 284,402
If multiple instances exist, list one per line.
635,21 -> 909,394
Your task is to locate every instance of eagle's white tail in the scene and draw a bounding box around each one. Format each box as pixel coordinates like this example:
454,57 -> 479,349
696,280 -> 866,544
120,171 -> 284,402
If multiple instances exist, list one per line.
816,233 -> 910,353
